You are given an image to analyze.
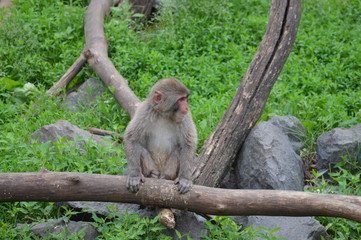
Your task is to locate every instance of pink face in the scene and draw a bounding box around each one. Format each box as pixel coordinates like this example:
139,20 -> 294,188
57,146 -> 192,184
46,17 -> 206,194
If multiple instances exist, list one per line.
175,96 -> 189,122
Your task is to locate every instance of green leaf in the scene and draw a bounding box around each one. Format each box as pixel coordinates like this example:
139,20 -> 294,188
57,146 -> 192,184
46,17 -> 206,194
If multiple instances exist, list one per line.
132,13 -> 145,18
0,77 -> 22,91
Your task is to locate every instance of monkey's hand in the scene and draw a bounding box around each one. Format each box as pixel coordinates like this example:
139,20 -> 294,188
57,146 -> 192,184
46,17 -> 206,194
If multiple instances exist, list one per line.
126,174 -> 145,193
174,177 -> 192,194
150,170 -> 160,178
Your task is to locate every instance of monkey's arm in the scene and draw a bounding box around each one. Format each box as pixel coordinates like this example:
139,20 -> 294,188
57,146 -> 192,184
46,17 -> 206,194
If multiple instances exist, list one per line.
175,142 -> 196,194
176,116 -> 198,194
124,140 -> 145,192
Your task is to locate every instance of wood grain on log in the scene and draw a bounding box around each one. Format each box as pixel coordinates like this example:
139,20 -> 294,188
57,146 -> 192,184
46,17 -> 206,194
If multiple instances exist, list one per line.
1,171 -> 361,223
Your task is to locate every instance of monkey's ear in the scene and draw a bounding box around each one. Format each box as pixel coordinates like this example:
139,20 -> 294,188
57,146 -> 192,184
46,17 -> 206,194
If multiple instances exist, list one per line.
153,91 -> 163,104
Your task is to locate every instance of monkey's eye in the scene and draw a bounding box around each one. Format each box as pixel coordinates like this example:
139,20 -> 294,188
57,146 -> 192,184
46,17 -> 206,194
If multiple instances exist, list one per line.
178,96 -> 188,102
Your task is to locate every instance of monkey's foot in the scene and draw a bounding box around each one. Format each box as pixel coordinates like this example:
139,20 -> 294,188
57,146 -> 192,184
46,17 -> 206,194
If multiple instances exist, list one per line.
158,208 -> 175,229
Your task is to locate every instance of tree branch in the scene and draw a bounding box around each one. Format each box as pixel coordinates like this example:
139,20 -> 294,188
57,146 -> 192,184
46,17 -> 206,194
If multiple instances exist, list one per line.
88,127 -> 123,142
46,53 -> 87,96
1,171 -> 361,223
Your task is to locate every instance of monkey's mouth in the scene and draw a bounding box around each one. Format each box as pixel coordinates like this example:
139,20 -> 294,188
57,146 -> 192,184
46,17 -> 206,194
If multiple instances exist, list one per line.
174,114 -> 186,122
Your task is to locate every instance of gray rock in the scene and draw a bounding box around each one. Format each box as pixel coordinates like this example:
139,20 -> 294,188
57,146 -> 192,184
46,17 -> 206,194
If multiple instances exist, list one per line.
65,78 -> 107,112
234,116 -> 327,240
58,201 -> 155,218
268,115 -> 307,153
17,219 -> 99,240
223,116 -> 306,190
317,124 -> 361,172
236,121 -> 304,191
220,168 -> 238,189
30,120 -> 113,150
59,201 -> 206,239
245,216 -> 327,240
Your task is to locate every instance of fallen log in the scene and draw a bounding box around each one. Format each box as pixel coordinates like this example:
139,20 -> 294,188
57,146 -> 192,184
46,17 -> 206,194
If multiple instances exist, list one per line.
1,171 -> 361,223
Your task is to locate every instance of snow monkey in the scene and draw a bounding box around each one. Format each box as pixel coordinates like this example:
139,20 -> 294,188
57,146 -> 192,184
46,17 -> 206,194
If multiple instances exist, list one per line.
124,78 -> 197,194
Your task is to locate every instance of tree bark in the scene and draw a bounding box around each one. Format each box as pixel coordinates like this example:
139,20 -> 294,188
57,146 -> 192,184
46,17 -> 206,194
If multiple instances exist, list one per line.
1,171 -> 361,222
194,0 -> 301,187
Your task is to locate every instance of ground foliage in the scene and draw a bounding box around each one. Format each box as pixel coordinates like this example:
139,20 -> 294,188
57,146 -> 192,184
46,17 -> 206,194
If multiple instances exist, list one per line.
0,0 -> 360,239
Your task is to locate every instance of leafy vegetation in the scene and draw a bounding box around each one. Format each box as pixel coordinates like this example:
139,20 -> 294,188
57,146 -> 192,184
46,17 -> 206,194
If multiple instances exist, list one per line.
306,160 -> 361,240
0,0 -> 360,239
202,216 -> 286,240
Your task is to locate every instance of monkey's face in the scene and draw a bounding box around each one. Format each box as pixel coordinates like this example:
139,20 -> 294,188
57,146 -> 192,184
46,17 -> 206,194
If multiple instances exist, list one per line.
150,78 -> 191,123
173,96 -> 189,122
152,91 -> 189,123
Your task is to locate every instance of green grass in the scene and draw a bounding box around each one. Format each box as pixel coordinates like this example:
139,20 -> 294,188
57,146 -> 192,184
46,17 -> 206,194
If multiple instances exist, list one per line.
0,0 -> 360,238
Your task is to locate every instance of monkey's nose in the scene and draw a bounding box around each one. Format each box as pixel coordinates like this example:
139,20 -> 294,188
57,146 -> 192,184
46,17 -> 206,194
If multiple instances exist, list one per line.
181,107 -> 188,114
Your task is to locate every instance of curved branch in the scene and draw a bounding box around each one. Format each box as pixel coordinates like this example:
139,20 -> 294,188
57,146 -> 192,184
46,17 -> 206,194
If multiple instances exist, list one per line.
84,0 -> 141,118
194,0 -> 302,187
1,171 -> 361,223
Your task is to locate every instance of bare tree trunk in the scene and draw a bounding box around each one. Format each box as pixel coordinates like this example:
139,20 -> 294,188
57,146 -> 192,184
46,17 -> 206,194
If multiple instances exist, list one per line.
194,0 -> 301,187
1,171 -> 361,222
